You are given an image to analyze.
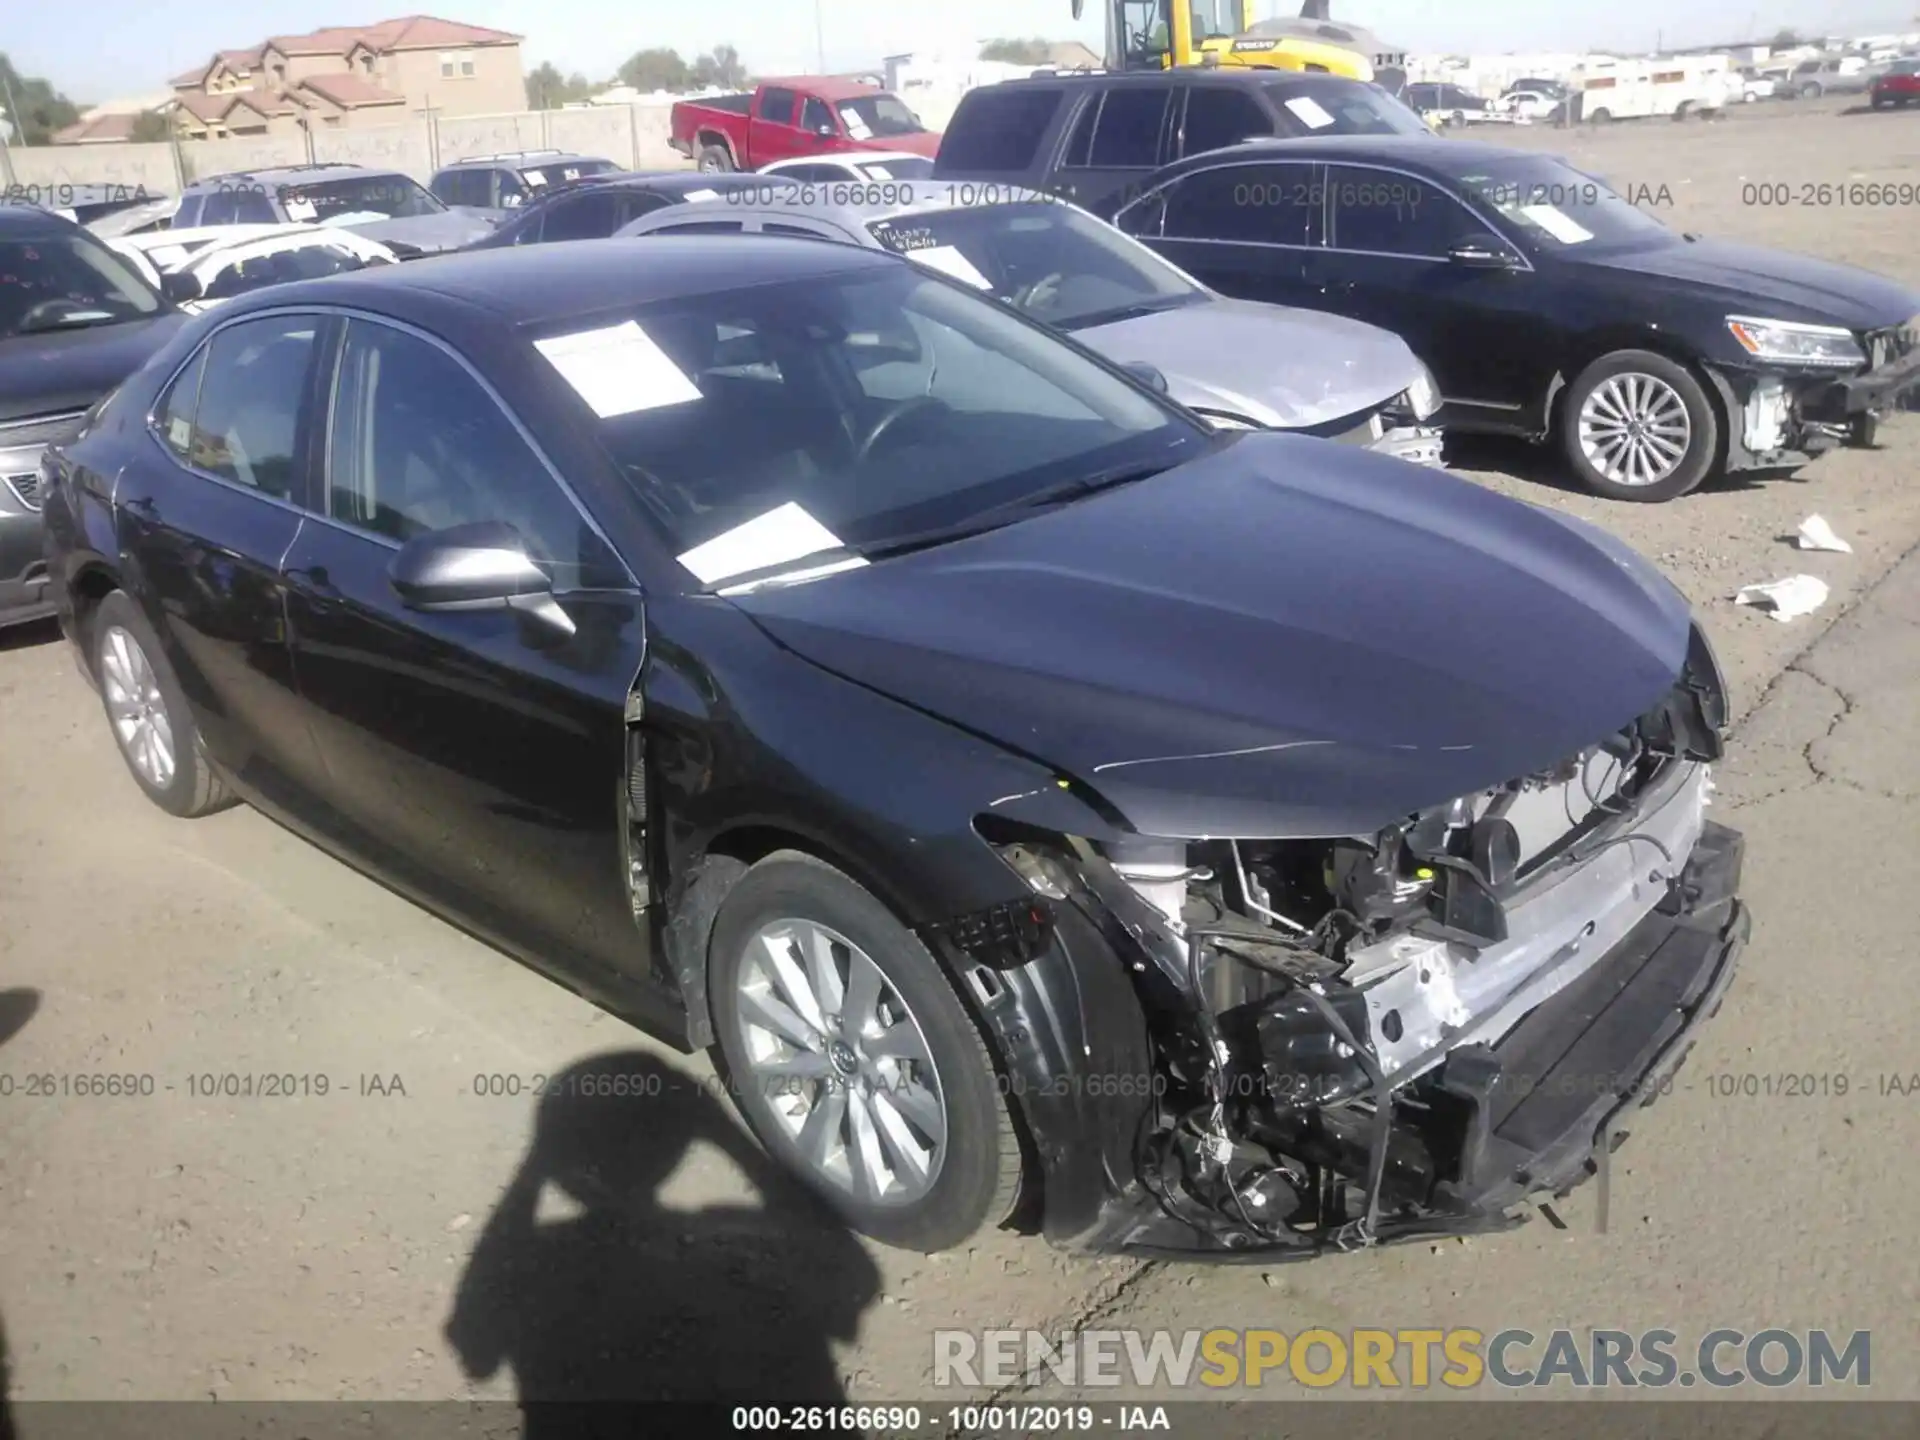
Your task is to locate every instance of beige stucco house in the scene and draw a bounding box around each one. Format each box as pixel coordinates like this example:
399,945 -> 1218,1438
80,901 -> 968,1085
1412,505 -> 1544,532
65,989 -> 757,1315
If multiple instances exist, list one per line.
159,15 -> 526,140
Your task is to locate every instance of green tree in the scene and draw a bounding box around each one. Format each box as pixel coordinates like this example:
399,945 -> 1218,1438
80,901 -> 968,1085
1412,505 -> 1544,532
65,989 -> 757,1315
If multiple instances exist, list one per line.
526,61 -> 597,108
0,53 -> 81,144
128,109 -> 172,143
616,47 -> 691,93
688,44 -> 749,90
1767,28 -> 1801,48
979,37 -> 1055,64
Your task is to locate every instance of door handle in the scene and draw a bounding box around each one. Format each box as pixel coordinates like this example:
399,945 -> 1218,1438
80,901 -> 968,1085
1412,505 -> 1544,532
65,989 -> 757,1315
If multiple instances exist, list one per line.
285,564 -> 341,598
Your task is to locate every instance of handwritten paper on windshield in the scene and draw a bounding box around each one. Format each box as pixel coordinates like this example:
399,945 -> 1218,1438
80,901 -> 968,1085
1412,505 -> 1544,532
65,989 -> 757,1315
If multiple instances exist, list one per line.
1519,204 -> 1593,244
533,321 -> 702,418
284,200 -> 318,221
676,502 -> 853,585
1283,96 -> 1336,129
907,245 -> 991,289
843,112 -> 873,139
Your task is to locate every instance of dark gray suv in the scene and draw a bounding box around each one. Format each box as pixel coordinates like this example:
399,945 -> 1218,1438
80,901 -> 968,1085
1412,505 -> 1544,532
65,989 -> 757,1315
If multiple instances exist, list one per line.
429,151 -> 618,222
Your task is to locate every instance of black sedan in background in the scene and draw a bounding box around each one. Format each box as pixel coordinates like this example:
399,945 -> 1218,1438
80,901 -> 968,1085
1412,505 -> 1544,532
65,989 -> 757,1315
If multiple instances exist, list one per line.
1,204 -> 185,629
42,238 -> 1746,1260
1112,135 -> 1920,500
463,170 -> 776,248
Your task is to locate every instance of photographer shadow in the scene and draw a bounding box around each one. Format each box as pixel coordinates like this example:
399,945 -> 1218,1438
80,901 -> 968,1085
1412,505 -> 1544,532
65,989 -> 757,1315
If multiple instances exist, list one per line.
0,989 -> 40,1440
446,1050 -> 881,1436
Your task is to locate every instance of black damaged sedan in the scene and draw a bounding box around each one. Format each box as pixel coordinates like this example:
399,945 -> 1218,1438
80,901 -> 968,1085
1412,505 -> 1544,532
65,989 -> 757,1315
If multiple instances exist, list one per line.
41,238 -> 1748,1258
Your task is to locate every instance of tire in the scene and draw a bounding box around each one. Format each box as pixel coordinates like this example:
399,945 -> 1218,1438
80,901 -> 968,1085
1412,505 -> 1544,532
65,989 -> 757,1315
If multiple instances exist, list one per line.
706,851 -> 1021,1252
1560,350 -> 1719,503
1849,411 -> 1880,448
1589,107 -> 1613,124
1801,83 -> 1823,100
696,142 -> 736,173
89,590 -> 233,818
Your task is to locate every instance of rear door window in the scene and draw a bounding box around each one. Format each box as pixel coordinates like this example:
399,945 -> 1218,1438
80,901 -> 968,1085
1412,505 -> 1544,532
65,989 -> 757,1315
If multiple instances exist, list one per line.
174,315 -> 322,498
1178,86 -> 1275,158
1087,87 -> 1173,168
1162,161 -> 1323,244
1326,164 -> 1475,257
933,88 -> 1063,171
760,87 -> 799,125
538,190 -> 623,242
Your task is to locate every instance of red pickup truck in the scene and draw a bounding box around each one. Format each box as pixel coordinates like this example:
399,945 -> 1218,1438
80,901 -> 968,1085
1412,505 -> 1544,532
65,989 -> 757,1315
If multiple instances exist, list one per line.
668,77 -> 941,172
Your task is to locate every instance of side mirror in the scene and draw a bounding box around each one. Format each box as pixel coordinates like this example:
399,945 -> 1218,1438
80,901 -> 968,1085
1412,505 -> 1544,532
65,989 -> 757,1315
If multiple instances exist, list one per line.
1447,239 -> 1521,269
161,270 -> 203,304
814,123 -> 836,137
1120,360 -> 1170,393
387,520 -> 576,639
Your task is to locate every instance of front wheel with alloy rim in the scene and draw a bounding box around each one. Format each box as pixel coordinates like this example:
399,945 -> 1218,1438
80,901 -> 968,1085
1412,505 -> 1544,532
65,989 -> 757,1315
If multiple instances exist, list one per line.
90,591 -> 233,817
707,852 -> 1022,1252
1561,350 -> 1719,502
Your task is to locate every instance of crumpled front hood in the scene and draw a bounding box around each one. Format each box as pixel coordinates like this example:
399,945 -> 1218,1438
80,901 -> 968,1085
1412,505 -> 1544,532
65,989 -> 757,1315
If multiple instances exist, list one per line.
733,434 -> 1693,840
1075,297 -> 1426,428
338,209 -> 497,254
1580,237 -> 1919,331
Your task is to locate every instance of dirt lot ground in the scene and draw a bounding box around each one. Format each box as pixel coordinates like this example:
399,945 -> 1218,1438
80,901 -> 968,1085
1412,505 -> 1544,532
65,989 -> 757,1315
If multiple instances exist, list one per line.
1,98 -> 1918,1425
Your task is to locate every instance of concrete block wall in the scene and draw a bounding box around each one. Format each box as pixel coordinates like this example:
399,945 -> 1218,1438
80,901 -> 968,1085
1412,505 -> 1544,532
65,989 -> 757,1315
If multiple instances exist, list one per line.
0,101 -> 687,195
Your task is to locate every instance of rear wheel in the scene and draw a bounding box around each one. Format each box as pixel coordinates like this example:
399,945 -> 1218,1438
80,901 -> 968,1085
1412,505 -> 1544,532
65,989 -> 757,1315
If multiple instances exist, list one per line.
706,852 -> 1021,1252
696,143 -> 735,173
1561,350 -> 1719,503
1588,106 -> 1613,123
1800,82 -> 1823,99
90,591 -> 233,818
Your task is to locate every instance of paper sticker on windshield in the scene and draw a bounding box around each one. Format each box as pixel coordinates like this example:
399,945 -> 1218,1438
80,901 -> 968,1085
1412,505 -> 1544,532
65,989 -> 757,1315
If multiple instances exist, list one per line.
684,188 -> 720,202
1518,204 -> 1592,244
168,417 -> 191,450
150,244 -> 188,269
284,199 -> 317,221
533,321 -> 702,418
676,502 -> 849,584
843,112 -> 873,139
1283,96 -> 1336,129
907,245 -> 990,289
524,170 -> 549,187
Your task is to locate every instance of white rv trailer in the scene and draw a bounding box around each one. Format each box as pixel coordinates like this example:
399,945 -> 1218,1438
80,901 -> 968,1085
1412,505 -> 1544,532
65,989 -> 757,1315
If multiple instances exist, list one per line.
1574,55 -> 1736,120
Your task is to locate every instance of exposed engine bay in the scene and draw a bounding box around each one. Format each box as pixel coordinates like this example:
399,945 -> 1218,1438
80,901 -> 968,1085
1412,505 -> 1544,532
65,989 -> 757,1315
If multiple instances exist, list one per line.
982,635 -> 1747,1257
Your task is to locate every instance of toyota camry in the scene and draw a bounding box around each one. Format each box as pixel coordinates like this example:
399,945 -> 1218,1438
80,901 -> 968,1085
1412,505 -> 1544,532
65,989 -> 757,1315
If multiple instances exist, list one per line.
40,238 -> 1749,1258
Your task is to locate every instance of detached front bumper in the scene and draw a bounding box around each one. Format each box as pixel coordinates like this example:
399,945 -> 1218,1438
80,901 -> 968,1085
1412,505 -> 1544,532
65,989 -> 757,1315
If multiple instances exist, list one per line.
1371,424 -> 1446,467
1823,342 -> 1920,414
1068,821 -> 1748,1261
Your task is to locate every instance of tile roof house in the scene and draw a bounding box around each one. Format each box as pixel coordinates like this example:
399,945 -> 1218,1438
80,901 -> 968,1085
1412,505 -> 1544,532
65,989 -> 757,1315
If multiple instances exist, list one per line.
162,15 -> 526,138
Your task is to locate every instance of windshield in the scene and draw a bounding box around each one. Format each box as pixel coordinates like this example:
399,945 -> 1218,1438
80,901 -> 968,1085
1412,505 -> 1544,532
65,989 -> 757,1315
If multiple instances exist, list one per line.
202,243 -> 377,300
279,174 -> 445,222
866,201 -> 1204,331
1266,80 -> 1433,135
856,156 -> 934,180
520,158 -> 617,188
836,93 -> 925,139
1454,158 -> 1674,252
548,265 -> 1204,583
0,233 -> 165,338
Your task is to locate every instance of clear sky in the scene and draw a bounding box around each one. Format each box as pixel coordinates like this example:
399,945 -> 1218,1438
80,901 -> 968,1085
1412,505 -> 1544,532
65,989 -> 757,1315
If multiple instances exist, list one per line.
10,0 -> 1916,104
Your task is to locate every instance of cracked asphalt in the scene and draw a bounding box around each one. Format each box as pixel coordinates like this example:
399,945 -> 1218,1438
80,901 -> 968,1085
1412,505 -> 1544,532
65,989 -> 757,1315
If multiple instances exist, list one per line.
0,101 -> 1916,1418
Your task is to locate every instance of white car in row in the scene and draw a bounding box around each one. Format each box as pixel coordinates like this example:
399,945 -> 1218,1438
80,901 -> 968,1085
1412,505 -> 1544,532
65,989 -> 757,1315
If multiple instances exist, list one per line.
756,150 -> 936,184
107,224 -> 397,312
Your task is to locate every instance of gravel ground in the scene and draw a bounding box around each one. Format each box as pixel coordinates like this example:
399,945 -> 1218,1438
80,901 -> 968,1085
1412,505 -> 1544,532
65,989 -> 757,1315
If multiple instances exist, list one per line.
0,97 -> 1916,1422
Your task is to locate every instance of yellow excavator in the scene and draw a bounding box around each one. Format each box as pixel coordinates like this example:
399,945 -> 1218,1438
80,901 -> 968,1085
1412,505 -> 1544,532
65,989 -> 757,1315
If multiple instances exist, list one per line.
1075,0 -> 1407,94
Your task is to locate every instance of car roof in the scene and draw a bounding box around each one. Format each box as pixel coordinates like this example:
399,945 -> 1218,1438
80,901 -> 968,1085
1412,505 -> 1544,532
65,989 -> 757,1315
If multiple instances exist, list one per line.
438,151 -> 608,172
708,186 -> 1054,231
212,234 -> 896,329
972,69 -> 1381,92
756,75 -> 887,101
0,204 -> 86,238
1156,133 -> 1537,182
764,150 -> 929,168
184,162 -> 398,191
